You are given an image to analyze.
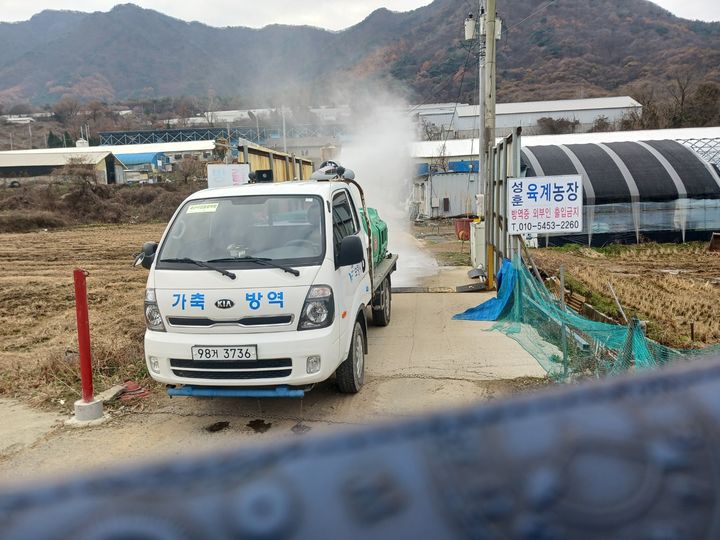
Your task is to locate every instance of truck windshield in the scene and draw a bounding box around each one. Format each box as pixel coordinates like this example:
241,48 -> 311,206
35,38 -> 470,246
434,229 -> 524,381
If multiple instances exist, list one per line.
157,195 -> 325,268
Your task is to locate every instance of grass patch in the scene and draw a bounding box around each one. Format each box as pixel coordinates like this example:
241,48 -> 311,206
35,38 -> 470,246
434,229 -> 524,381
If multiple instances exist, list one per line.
563,273 -> 622,320
0,210 -> 68,232
0,331 -> 157,411
0,223 -> 166,411
0,182 -> 197,233
548,243 -> 583,253
563,272 -> 687,346
535,241 -> 720,349
435,250 -> 472,266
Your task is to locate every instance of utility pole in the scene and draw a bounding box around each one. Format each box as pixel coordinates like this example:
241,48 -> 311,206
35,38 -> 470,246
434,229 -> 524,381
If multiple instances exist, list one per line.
226,122 -> 232,164
464,5 -> 486,200
281,105 -> 287,154
484,0 -> 496,177
28,124 -> 32,149
478,1 -> 486,203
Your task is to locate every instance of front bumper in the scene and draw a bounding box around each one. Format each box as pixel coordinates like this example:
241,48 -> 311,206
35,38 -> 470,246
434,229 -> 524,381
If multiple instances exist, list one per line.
144,325 -> 342,387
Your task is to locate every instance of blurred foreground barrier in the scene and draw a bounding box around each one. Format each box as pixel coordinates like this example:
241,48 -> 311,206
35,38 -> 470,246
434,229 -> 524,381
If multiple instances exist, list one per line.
4,357 -> 720,539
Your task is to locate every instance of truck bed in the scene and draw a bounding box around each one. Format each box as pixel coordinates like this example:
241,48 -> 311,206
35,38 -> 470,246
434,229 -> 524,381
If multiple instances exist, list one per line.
372,253 -> 398,292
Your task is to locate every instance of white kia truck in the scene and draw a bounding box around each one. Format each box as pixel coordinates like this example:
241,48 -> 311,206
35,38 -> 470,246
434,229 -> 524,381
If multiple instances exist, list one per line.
136,165 -> 397,397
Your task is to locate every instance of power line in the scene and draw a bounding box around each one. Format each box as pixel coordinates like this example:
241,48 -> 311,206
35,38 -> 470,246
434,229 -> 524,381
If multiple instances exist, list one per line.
502,0 -> 559,35
409,43 -> 475,114
409,1 -> 481,114
427,44 -> 475,206
430,46 -> 474,167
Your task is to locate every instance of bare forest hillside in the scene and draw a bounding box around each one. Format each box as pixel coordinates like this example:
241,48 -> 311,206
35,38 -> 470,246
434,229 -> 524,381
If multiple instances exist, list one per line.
0,0 -> 717,109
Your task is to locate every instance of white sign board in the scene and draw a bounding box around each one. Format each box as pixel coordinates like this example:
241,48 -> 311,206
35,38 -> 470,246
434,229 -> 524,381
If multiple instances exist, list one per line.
207,164 -> 250,189
507,175 -> 583,234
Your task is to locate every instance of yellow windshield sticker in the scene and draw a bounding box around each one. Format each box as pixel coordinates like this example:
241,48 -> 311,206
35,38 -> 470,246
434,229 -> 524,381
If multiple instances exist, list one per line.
186,203 -> 218,214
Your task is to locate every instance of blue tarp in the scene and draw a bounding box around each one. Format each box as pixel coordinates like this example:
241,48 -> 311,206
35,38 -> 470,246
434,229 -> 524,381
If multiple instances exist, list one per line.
115,152 -> 166,167
453,259 -> 515,321
448,160 -> 479,173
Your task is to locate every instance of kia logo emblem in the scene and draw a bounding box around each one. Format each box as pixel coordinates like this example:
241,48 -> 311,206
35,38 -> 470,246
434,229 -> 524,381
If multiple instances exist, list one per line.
215,299 -> 234,309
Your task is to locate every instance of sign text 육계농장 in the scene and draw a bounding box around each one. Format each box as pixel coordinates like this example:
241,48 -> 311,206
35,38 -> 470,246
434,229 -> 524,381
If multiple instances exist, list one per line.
507,175 -> 583,234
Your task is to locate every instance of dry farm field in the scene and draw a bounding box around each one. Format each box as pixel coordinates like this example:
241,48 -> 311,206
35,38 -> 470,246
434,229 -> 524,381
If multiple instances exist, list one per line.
533,242 -> 720,348
0,224 -> 166,408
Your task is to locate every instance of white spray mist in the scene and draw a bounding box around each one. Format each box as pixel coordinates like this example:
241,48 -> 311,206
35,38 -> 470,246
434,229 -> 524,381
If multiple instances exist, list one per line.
339,96 -> 437,287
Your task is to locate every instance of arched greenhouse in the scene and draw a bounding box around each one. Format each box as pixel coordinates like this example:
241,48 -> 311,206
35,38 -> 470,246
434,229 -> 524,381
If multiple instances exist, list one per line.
521,139 -> 720,245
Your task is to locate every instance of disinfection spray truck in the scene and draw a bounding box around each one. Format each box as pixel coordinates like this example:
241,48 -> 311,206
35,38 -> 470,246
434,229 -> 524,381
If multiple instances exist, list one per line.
134,162 -> 397,397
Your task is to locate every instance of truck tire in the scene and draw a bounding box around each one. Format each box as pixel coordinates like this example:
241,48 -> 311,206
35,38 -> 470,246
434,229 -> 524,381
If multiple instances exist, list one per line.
336,320 -> 365,394
372,276 -> 391,327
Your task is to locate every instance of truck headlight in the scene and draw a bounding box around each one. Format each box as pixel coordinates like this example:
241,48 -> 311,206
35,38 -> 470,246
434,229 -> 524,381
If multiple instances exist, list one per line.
145,288 -> 166,332
298,285 -> 334,330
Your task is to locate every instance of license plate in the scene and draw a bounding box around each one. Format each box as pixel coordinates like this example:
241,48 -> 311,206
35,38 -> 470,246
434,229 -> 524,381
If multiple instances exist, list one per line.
191,346 -> 257,361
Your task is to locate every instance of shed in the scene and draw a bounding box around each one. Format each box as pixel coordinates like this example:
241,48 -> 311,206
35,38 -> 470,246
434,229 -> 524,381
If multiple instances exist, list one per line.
0,151 -> 124,185
115,152 -> 169,170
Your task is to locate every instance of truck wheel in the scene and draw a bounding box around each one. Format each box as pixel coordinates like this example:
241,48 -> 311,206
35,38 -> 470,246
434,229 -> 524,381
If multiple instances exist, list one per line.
372,276 -> 392,327
336,321 -> 365,394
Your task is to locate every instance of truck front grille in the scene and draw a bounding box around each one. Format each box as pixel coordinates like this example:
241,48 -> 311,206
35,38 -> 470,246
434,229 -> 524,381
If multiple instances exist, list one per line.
167,315 -> 293,328
171,369 -> 291,380
169,358 -> 292,380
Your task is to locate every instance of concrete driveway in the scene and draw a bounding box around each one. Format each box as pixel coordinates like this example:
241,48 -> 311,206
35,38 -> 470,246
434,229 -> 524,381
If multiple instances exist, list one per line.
0,289 -> 545,488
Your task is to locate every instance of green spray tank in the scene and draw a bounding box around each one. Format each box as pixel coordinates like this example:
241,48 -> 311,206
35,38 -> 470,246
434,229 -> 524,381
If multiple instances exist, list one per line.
310,161 -> 395,293
359,207 -> 388,266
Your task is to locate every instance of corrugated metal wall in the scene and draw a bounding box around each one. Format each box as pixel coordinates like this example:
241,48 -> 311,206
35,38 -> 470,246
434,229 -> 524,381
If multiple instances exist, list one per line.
423,172 -> 479,218
239,144 -> 313,182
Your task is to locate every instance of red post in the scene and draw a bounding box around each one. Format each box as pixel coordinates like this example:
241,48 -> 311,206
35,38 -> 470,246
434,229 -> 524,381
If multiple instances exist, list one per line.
73,268 -> 94,402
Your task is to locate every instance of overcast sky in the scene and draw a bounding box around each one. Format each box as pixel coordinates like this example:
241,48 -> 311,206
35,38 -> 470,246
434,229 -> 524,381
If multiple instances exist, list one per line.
0,0 -> 717,29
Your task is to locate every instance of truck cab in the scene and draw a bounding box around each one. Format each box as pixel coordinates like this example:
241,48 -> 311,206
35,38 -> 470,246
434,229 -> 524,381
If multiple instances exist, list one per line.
138,175 -> 396,396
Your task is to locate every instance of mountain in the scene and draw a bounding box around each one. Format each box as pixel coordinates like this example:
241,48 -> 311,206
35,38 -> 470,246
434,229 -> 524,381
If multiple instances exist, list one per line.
0,1 -> 718,105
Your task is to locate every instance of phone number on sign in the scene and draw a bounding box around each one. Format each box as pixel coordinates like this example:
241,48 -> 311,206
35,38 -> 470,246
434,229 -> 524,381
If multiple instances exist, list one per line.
510,220 -> 581,232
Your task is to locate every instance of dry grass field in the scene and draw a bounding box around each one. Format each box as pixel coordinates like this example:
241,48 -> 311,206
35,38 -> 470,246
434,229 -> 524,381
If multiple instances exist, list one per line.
0,223 -> 166,408
533,242 -> 720,348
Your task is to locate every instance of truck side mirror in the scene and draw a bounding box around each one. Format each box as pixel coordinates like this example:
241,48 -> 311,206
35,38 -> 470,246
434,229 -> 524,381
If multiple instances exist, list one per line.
134,241 -> 158,270
337,235 -> 364,268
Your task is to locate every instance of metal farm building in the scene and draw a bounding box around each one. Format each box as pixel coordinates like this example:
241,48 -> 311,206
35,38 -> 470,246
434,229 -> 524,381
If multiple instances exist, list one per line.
417,97 -> 643,139
411,127 -> 720,245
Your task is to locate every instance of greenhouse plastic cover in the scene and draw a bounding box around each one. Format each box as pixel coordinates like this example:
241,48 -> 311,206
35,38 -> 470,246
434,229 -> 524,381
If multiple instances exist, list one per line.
522,139 -> 720,204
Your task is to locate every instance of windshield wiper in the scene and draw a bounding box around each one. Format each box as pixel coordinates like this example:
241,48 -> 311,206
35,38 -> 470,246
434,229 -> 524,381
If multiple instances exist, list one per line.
159,257 -> 236,280
207,256 -> 300,277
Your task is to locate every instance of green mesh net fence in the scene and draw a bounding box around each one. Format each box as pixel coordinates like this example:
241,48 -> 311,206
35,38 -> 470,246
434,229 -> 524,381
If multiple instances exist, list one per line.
492,256 -> 720,381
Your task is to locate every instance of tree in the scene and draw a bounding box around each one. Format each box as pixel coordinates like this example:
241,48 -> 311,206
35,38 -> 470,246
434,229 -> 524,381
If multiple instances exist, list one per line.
213,138 -> 228,161
627,84 -> 663,130
174,97 -> 199,127
589,115 -> 613,133
685,83 -> 720,127
421,119 -> 442,141
52,98 -> 81,126
173,158 -> 205,184
7,102 -> 33,115
668,71 -> 695,128
87,100 -> 109,123
535,117 -> 580,135
47,131 -> 64,148
56,157 -> 97,185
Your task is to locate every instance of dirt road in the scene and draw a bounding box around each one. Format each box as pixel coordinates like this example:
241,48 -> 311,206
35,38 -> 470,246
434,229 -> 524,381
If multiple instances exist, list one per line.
0,292 -> 545,487
0,223 -> 546,486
